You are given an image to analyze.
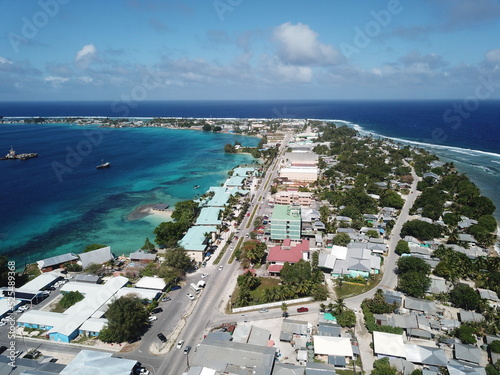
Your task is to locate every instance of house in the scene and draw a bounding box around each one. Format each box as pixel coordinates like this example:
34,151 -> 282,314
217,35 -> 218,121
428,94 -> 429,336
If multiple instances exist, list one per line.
423,172 -> 440,180
195,206 -> 222,226
37,253 -> 78,272
179,225 -> 217,263
478,288 -> 499,307
129,249 -> 156,262
373,331 -> 406,358
267,239 -> 310,275
404,297 -> 439,316
280,319 -> 309,341
330,248 -> 381,278
192,336 -> 276,375
17,276 -> 130,343
405,345 -> 448,367
60,350 -> 137,374
458,310 -> 484,323
279,166 -> 319,183
313,336 -> 354,360
454,344 -> 482,365
78,246 -> 114,269
270,205 -> 302,241
275,191 -> 313,206
135,276 -> 166,291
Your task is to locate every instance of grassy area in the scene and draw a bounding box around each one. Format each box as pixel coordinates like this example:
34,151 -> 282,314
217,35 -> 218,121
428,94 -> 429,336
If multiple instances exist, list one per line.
246,206 -> 258,229
230,277 -> 281,310
228,237 -> 244,264
213,233 -> 233,265
334,273 -> 383,299
336,369 -> 358,375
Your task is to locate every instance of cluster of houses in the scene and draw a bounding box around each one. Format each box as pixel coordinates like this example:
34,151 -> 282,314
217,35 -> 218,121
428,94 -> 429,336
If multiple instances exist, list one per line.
0,246 -> 170,343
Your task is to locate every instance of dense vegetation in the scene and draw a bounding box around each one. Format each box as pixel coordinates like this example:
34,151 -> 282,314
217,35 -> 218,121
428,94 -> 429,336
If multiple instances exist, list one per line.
396,256 -> 431,298
154,200 -> 200,247
99,295 -> 149,343
60,291 -> 84,308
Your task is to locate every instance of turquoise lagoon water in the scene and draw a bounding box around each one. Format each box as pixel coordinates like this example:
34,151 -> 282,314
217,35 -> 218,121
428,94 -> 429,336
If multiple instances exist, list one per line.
0,123 -> 258,266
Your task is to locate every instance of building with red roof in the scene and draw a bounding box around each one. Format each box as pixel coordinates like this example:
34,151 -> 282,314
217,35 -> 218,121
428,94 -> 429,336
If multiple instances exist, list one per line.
267,239 -> 310,275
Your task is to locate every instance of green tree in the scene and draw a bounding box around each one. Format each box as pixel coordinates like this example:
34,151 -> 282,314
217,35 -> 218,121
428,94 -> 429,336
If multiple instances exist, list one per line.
380,190 -> 404,209
154,221 -> 190,247
224,143 -> 236,153
162,247 -> 195,273
280,260 -> 312,285
371,357 -> 399,375
396,256 -> 431,275
397,272 -> 430,298
400,220 -> 442,241
202,123 -> 212,131
60,291 -> 84,308
99,295 -> 149,343
395,240 -> 410,255
237,271 -> 261,290
366,229 -> 379,238
490,340 -> 500,354
141,237 -> 155,252
454,324 -> 478,345
332,233 -> 350,246
332,297 -> 347,316
449,284 -> 481,311
337,309 -> 356,327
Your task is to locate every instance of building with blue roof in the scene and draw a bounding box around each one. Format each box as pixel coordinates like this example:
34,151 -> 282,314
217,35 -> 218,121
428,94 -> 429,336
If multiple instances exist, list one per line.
196,207 -> 222,226
179,225 -> 218,263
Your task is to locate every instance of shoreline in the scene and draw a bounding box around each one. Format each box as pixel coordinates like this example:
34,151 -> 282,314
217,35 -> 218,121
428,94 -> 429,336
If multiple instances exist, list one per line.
126,203 -> 173,222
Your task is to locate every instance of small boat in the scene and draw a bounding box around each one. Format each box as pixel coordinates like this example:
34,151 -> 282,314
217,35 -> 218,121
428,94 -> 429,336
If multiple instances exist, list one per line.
194,185 -> 200,189
96,161 -> 111,169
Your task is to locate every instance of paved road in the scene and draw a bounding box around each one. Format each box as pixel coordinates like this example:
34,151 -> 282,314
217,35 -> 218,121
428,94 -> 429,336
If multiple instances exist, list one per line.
345,166 -> 420,373
114,131 -> 294,375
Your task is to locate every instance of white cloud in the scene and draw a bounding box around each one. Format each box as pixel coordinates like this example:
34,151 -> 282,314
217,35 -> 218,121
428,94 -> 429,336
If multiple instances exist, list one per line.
273,22 -> 344,66
44,76 -> 69,87
75,44 -> 98,69
485,49 -> 500,63
0,56 -> 13,65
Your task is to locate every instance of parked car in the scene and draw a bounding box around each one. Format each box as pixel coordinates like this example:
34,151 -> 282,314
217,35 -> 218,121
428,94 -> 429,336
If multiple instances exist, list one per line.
176,340 -> 184,349
157,333 -> 167,342
171,286 -> 181,291
201,273 -> 209,278
297,307 -> 309,313
161,297 -> 171,302
0,346 -> 7,354
259,309 -> 269,313
148,316 -> 157,322
183,345 -> 192,355
152,307 -> 162,314
186,293 -> 195,300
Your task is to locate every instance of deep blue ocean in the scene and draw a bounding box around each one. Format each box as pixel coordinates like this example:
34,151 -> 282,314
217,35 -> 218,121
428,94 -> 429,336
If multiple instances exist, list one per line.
1,100 -> 499,266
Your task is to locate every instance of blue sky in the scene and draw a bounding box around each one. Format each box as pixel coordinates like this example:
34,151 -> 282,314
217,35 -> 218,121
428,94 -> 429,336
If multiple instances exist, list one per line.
1,0 -> 500,100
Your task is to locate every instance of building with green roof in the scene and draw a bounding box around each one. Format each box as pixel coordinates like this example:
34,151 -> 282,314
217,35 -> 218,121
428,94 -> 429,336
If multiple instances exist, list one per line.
270,205 -> 302,241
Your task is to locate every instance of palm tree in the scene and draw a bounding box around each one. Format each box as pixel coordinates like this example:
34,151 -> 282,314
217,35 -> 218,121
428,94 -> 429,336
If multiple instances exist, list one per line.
332,298 -> 347,317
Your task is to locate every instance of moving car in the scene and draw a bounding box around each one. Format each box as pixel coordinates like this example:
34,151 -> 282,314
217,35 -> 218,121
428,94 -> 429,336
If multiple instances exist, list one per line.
297,307 -> 309,313
201,273 -> 209,278
176,340 -> 184,349
186,293 -> 195,300
218,265 -> 223,271
259,309 -> 269,313
183,345 -> 192,355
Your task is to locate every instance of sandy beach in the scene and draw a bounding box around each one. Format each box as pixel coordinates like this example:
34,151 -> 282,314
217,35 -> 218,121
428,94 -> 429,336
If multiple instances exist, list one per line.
127,204 -> 173,222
